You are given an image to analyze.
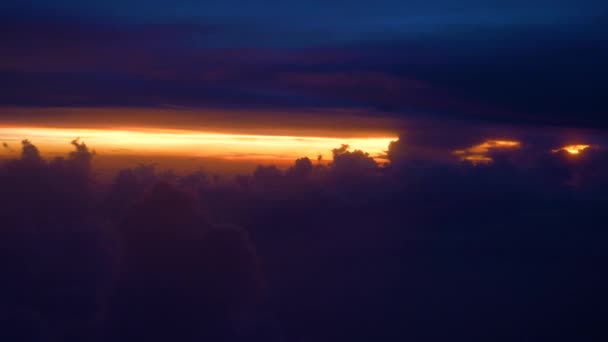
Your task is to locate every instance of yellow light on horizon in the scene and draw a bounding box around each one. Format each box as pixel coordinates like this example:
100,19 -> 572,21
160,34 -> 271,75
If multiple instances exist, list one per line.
0,125 -> 397,162
454,139 -> 521,164
552,144 -> 590,155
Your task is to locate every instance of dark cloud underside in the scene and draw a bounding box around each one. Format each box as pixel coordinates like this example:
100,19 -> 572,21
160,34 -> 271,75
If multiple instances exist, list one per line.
0,0 -> 606,127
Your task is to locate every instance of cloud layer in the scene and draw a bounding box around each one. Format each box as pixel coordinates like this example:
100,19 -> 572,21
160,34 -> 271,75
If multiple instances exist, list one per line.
1,1 -> 606,127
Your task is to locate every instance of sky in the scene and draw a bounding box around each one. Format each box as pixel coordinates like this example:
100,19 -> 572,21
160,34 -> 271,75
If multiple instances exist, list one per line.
1,0 -> 607,166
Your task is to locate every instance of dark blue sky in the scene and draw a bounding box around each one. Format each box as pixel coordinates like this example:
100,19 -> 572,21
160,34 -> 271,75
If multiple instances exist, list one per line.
1,0 -> 607,127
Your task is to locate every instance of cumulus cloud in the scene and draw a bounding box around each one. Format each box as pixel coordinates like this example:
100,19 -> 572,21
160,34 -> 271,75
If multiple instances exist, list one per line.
287,157 -> 313,179
20,139 -> 41,163
330,144 -> 378,179
2,138 -> 608,341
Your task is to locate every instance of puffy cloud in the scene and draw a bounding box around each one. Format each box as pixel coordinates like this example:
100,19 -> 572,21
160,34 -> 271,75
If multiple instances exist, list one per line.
20,139 -> 42,163
286,157 -> 313,179
330,144 -> 378,179
2,137 -> 608,341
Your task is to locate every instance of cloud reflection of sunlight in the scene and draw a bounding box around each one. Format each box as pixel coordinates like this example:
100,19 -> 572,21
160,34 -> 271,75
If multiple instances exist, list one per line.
453,139 -> 521,164
552,145 -> 590,155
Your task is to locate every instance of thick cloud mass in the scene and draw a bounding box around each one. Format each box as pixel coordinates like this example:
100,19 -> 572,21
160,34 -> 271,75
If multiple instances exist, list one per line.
1,139 -> 608,341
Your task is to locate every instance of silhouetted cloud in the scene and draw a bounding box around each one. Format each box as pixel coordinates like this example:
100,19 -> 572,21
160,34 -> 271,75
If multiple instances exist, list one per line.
286,157 -> 313,179
19,139 -> 41,163
252,165 -> 283,189
2,138 -> 608,341
330,144 -> 378,180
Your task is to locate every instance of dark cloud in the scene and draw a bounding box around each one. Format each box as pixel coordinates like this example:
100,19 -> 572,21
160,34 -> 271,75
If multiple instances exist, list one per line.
330,144 -> 378,181
19,139 -> 41,162
2,138 -> 608,341
286,157 -> 313,179
0,5 -> 606,128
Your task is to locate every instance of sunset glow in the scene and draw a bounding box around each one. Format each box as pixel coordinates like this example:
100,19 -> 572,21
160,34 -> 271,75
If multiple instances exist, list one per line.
453,139 -> 521,164
552,145 -> 590,155
0,126 -> 396,162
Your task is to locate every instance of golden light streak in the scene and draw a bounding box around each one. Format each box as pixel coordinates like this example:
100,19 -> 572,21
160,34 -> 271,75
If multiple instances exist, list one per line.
552,144 -> 590,155
454,139 -> 521,164
0,126 -> 396,162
